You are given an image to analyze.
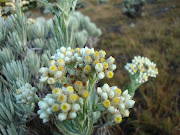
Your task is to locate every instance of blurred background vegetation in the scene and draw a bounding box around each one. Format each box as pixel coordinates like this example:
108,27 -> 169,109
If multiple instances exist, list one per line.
0,0 -> 180,135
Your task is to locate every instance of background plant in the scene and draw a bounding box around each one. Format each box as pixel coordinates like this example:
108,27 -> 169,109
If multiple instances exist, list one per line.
123,0 -> 146,17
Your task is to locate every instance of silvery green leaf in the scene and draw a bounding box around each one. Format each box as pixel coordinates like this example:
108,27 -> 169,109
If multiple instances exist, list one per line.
0,48 -> 14,68
41,51 -> 51,67
32,38 -> 45,48
6,32 -> 24,54
2,61 -> 30,87
75,30 -> 88,47
0,17 -> 6,43
26,50 -> 41,76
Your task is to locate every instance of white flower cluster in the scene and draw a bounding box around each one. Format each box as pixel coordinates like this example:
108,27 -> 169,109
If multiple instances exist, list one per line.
124,56 -> 158,83
97,84 -> 135,123
39,58 -> 66,85
50,46 -> 116,80
38,86 -> 81,123
15,83 -> 39,105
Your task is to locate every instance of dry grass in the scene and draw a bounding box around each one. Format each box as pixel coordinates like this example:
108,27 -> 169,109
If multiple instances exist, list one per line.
80,0 -> 180,135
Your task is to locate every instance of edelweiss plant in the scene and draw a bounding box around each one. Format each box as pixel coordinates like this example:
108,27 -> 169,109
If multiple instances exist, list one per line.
0,0 -> 158,134
18,46 -> 157,134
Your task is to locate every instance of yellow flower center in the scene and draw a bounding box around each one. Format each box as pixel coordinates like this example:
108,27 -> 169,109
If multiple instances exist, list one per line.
85,56 -> 91,60
100,58 -> 105,62
70,94 -> 78,101
133,69 -> 137,73
83,91 -> 89,98
85,50 -> 91,54
94,51 -> 99,56
61,103 -> 68,111
100,50 -> 106,55
52,88 -> 59,94
48,79 -> 53,84
76,48 -> 80,52
49,60 -> 53,64
49,66 -> 57,71
75,81 -> 82,87
107,71 -> 114,78
58,95 -> 65,102
93,60 -> 99,65
103,100 -> 110,107
67,86 -> 74,92
115,116 -> 122,123
103,63 -> 108,69
58,66 -> 63,71
57,59 -> 63,63
84,65 -> 91,72
115,89 -> 121,94
113,97 -> 119,104
52,104 -> 59,112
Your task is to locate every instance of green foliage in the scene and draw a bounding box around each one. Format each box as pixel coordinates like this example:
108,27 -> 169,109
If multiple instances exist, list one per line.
2,61 -> 30,87
0,123 -> 24,135
0,90 -> 34,126
26,51 -> 41,76
75,30 -> 88,47
0,48 -> 14,68
31,17 -> 50,39
6,32 -> 24,54
0,17 -> 6,43
69,12 -> 102,47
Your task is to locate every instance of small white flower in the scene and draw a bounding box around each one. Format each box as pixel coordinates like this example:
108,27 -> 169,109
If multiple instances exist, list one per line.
43,118 -> 50,123
98,72 -> 105,79
97,87 -> 102,95
109,64 -> 116,71
95,63 -> 103,72
72,104 -> 80,112
40,112 -> 49,119
125,100 -> 135,108
121,109 -> 129,117
65,51 -> 73,57
117,103 -> 125,110
38,101 -> 49,110
54,71 -> 63,79
102,83 -> 110,93
47,98 -> 55,106
106,56 -> 115,65
39,67 -> 48,74
47,78 -> 56,84
108,106 -> 115,114
100,92 -> 108,100
76,57 -> 83,63
64,57 -> 71,64
46,108 -> 53,114
25,83 -> 32,89
58,113 -> 67,121
68,112 -> 77,119
40,76 -> 48,82
60,46 -> 66,52
108,91 -> 115,99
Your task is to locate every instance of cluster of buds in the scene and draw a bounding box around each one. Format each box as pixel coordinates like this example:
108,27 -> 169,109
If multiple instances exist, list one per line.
39,58 -> 66,85
97,84 -> 135,123
38,86 -> 81,123
124,56 -> 158,83
39,46 -> 116,86
28,18 -> 35,24
5,0 -> 30,11
15,83 -> 39,105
